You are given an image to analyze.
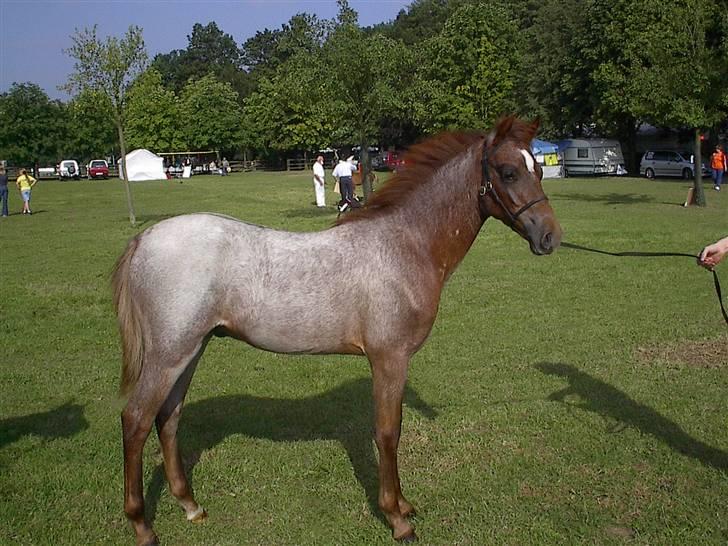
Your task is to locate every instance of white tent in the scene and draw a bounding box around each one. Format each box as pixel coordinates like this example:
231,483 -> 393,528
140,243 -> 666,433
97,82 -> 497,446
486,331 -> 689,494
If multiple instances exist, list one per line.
120,149 -> 166,181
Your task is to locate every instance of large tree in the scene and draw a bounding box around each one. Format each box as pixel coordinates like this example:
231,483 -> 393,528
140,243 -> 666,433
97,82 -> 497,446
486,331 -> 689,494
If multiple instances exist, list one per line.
64,88 -> 117,163
125,69 -> 183,152
64,25 -> 148,225
179,74 -> 243,154
322,1 -> 415,200
153,22 -> 252,102
410,1 -> 520,133
0,83 -> 66,169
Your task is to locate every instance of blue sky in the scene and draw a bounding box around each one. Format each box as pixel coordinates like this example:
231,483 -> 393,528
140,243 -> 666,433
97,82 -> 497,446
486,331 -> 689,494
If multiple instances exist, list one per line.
0,0 -> 411,101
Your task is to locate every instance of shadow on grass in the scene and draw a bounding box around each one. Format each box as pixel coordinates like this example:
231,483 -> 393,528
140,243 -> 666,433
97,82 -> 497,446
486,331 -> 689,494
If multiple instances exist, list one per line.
536,362 -> 728,472
552,193 -> 655,205
0,401 -> 89,450
144,377 -> 437,526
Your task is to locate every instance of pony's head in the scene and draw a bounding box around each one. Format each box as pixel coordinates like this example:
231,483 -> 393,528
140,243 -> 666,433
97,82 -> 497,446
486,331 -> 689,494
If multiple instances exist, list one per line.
479,116 -> 562,255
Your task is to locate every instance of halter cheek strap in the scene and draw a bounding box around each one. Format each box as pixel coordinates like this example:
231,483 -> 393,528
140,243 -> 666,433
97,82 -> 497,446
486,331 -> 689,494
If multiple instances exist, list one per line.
480,142 -> 548,227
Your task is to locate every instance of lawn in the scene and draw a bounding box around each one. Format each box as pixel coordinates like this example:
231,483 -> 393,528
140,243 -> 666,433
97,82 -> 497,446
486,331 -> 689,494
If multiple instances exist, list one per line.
0,171 -> 726,545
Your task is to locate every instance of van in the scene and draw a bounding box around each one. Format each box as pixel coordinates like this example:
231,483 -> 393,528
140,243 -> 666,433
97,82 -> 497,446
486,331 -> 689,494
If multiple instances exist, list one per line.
558,139 -> 627,176
639,150 -> 709,179
59,160 -> 80,180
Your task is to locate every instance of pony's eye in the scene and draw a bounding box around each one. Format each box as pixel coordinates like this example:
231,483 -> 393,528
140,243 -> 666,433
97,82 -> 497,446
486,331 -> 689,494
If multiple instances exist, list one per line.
502,167 -> 516,182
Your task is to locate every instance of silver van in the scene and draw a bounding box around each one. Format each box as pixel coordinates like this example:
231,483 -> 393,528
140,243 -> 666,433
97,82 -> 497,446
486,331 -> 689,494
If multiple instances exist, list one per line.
639,150 -> 708,179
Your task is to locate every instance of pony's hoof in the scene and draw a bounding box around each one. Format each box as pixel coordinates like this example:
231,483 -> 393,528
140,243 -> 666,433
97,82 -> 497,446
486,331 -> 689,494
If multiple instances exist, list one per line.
187,505 -> 208,524
396,530 -> 417,543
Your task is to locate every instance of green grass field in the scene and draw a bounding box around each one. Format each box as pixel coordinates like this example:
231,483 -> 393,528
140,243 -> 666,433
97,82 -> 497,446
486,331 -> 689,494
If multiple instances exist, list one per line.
1,171 -> 726,545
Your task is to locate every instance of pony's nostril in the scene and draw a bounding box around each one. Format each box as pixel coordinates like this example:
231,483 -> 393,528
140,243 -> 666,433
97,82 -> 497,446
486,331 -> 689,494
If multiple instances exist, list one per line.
541,232 -> 553,250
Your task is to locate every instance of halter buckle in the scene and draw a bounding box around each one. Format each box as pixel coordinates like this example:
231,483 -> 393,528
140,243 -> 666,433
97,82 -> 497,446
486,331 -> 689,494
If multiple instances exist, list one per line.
479,180 -> 492,196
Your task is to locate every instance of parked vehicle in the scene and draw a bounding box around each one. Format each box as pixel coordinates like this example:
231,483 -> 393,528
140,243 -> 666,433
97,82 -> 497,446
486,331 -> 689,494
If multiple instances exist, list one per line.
87,159 -> 109,179
558,139 -> 627,176
58,160 -> 80,180
639,150 -> 709,179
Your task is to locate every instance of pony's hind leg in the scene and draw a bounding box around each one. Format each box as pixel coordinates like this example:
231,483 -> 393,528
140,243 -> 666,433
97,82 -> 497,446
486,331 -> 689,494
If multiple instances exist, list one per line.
155,345 -> 208,523
122,343 -> 208,546
369,351 -> 416,542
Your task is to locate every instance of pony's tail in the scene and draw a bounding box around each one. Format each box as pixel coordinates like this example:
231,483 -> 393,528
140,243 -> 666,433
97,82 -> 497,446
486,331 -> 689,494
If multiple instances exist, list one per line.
112,236 -> 144,397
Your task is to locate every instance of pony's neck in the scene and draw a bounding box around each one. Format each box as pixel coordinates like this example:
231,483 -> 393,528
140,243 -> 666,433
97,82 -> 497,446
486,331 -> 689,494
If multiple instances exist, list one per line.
403,146 -> 487,281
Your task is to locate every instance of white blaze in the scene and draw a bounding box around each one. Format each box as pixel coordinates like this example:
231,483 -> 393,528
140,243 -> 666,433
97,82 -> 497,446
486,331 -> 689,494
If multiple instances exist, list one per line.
520,149 -> 535,174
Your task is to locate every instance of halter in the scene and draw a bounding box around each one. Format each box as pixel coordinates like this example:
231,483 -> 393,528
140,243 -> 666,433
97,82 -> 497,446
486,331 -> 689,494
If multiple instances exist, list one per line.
480,141 -> 549,227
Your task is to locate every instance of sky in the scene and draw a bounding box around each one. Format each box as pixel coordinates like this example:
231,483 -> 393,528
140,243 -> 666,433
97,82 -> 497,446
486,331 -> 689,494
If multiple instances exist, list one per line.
0,0 -> 412,101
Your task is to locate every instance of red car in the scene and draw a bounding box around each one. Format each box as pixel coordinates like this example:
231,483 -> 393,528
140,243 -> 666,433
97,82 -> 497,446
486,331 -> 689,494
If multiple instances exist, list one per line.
87,159 -> 109,179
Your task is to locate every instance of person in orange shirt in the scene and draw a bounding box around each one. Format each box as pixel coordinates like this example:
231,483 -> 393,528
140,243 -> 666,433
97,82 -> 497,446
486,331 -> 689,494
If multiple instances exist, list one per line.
710,144 -> 727,191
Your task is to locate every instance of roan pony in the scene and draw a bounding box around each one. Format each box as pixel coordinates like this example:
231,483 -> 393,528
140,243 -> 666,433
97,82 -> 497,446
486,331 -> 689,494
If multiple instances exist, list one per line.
112,116 -> 562,545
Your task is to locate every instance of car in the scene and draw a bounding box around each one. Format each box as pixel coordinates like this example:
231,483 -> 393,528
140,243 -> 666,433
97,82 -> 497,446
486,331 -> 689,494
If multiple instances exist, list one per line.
58,159 -> 80,180
87,159 -> 109,179
639,150 -> 709,179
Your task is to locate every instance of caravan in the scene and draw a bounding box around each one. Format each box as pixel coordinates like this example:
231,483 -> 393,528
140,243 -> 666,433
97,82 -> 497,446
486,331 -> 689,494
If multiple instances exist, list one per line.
558,139 -> 627,176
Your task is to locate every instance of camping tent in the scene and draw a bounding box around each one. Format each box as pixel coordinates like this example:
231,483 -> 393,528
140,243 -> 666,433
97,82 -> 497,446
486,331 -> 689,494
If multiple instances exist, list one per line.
531,139 -> 563,178
120,149 -> 166,181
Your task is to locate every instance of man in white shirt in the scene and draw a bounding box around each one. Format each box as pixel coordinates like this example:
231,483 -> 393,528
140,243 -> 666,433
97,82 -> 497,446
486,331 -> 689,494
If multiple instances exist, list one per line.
312,156 -> 326,207
332,156 -> 358,212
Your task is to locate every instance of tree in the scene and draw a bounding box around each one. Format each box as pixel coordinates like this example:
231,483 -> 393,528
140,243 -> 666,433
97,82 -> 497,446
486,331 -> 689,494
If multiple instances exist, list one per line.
323,1 -> 415,200
0,83 -> 66,169
410,2 -> 520,134
152,22 -> 252,103
65,25 -> 148,225
240,53 -> 333,154
178,74 -> 243,154
569,0 -> 726,205
125,69 -> 184,152
64,88 -> 117,162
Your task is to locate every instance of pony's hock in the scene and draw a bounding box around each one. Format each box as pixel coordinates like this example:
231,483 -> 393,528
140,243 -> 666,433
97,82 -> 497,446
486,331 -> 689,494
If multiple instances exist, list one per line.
112,116 -> 562,544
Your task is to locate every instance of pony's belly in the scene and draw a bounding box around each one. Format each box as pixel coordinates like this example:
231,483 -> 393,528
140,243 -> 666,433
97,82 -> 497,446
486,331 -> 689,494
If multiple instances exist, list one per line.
217,323 -> 364,356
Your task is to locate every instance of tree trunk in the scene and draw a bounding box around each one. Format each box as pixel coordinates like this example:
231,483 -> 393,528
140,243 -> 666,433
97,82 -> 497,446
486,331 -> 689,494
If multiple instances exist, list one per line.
693,128 -> 706,207
116,123 -> 137,225
360,140 -> 372,202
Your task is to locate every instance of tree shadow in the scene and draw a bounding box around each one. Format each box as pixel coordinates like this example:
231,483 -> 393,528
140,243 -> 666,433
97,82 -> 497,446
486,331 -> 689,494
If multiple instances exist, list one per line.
0,401 -> 89,450
535,362 -> 728,472
552,193 -> 655,205
144,377 -> 437,526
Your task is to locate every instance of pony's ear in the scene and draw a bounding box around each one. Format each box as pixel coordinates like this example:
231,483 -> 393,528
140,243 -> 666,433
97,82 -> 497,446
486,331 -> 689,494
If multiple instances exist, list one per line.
488,115 -> 517,147
529,118 -> 540,136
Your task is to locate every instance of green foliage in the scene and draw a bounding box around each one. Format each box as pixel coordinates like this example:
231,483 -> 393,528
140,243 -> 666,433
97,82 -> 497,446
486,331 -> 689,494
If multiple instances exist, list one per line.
125,69 -> 183,152
179,74 -> 243,152
0,83 -> 66,167
64,25 -> 148,123
412,2 -> 519,132
64,89 -> 116,162
152,22 -> 252,101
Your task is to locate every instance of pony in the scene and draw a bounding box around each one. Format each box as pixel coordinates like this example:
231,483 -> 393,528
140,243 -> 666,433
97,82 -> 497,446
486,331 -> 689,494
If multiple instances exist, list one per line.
112,115 -> 562,545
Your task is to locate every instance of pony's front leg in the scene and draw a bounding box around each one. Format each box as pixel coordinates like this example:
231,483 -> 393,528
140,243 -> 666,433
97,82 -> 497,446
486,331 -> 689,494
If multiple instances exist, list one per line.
369,352 -> 416,542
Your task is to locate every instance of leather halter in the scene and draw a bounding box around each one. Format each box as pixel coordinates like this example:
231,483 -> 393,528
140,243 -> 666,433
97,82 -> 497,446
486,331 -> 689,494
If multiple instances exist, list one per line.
480,141 -> 548,227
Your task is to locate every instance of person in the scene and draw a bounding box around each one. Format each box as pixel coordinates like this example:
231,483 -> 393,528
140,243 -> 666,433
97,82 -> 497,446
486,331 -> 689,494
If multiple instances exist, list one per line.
312,155 -> 326,208
221,157 -> 230,176
16,168 -> 36,215
209,160 -> 217,174
710,144 -> 726,191
698,236 -> 728,270
332,156 -> 358,212
0,167 -> 8,217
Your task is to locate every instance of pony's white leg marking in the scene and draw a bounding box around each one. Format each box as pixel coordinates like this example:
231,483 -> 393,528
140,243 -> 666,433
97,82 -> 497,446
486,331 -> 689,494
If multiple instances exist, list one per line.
186,504 -> 206,522
520,149 -> 535,174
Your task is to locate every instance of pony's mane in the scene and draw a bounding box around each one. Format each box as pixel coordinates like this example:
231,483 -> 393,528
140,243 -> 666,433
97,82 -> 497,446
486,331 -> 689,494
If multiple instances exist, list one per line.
337,115 -> 538,225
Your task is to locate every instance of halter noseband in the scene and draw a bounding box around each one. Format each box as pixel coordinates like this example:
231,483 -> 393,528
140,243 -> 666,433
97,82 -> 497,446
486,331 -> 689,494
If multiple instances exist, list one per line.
480,141 -> 548,227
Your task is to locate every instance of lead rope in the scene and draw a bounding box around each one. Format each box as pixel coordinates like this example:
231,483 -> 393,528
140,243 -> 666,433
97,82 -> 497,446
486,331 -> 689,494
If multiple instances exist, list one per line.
561,242 -> 728,327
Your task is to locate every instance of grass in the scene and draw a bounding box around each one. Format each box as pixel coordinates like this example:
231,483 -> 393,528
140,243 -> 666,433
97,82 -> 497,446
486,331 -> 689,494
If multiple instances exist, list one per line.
0,171 -> 726,545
